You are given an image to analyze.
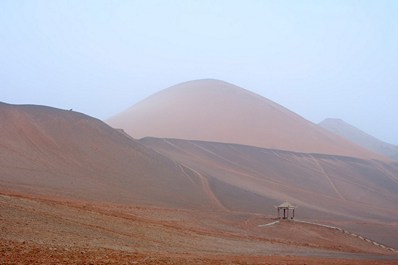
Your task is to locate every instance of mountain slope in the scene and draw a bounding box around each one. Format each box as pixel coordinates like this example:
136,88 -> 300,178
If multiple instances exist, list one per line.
140,137 -> 398,248
107,79 -> 384,160
0,102 -> 216,210
319,118 -> 398,160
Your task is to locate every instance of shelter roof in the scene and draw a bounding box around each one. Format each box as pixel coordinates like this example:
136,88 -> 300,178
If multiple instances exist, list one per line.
277,201 -> 295,209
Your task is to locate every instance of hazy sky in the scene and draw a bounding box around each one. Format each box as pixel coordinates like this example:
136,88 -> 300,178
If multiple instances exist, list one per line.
1,0 -> 397,144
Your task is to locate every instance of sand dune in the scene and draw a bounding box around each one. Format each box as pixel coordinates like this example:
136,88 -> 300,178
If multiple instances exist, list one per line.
0,102 -> 216,210
320,118 -> 398,160
107,79 -> 385,160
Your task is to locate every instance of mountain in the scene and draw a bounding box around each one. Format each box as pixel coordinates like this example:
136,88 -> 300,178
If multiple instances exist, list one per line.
0,102 -> 216,210
107,79 -> 384,160
1,102 -> 398,249
319,118 -> 398,160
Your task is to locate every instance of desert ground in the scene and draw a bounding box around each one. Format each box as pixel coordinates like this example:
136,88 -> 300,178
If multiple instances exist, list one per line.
1,192 -> 397,264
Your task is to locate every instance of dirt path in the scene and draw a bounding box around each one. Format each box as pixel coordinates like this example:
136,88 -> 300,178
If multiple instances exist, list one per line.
293,219 -> 398,254
311,156 -> 346,200
181,164 -> 230,212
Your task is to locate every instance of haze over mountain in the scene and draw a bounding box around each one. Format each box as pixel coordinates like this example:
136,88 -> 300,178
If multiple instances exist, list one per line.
319,118 -> 398,160
2,0 -> 398,261
107,79 -> 384,160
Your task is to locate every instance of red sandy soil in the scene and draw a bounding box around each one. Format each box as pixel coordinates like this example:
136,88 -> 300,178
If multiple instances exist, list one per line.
107,79 -> 386,160
2,242 -> 397,265
1,193 -> 397,265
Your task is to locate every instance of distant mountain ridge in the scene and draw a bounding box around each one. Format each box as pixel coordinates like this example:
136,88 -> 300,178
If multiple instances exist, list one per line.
319,118 -> 398,160
107,79 -> 385,160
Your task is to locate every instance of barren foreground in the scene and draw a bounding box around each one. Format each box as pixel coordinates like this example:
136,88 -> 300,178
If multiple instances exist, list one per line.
1,192 -> 397,264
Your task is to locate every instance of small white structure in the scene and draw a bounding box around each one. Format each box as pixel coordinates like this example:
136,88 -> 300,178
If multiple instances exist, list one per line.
276,201 -> 296,219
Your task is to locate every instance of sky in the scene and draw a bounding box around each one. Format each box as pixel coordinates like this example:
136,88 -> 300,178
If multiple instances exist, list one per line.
1,0 -> 397,144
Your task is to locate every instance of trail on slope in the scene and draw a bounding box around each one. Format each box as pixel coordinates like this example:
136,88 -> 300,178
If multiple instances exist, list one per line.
311,157 -> 346,201
178,163 -> 230,212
